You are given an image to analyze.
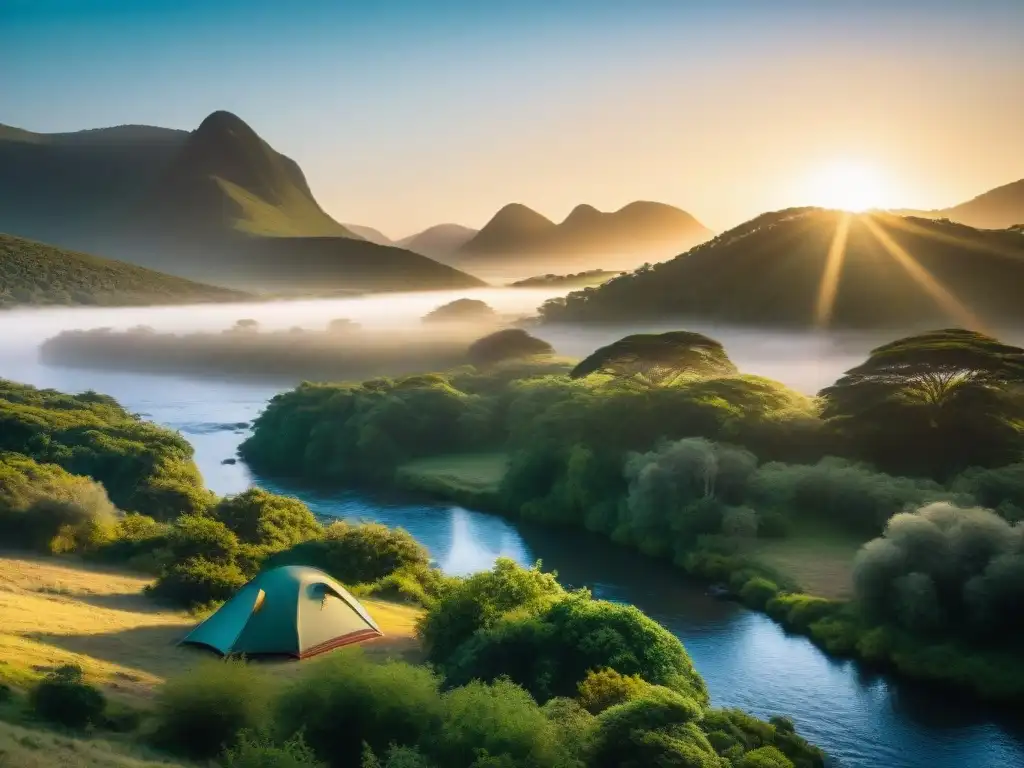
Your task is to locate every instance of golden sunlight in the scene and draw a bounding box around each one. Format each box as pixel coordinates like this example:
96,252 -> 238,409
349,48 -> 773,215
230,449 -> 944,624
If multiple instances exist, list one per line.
804,161 -> 892,212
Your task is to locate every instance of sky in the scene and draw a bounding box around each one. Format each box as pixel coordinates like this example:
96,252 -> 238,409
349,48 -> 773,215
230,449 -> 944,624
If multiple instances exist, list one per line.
3,0 -> 1023,237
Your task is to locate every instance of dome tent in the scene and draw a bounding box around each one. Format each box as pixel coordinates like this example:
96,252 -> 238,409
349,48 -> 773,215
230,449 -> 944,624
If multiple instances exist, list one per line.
179,565 -> 382,659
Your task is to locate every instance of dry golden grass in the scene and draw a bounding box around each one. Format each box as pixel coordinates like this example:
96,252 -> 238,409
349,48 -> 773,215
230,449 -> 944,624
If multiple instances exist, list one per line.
0,553 -> 423,705
0,719 -> 189,768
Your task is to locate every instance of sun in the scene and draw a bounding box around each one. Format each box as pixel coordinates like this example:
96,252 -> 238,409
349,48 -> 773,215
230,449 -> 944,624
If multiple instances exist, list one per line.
805,161 -> 890,213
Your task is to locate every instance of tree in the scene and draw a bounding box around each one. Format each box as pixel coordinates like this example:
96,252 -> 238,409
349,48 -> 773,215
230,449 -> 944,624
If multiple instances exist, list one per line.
569,331 -> 737,387
466,329 -> 553,368
820,329 -> 1024,478
421,299 -> 496,324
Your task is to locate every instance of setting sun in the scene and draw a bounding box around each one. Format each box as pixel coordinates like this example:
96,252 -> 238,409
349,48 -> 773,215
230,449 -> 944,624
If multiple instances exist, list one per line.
805,161 -> 892,212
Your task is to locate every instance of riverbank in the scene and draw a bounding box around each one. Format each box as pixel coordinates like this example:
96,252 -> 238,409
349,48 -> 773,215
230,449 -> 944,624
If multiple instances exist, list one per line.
393,453 -> 1024,706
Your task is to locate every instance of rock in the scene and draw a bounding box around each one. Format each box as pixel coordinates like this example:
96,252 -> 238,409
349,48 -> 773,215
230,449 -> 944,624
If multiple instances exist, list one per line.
221,458 -> 237,465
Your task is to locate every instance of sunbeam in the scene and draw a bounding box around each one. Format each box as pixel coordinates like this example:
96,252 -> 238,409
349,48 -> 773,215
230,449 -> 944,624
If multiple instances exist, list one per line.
814,212 -> 851,328
861,215 -> 987,331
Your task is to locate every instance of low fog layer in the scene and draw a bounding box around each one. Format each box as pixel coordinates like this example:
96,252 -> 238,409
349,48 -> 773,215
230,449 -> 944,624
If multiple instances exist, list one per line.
6,287 -> 1023,393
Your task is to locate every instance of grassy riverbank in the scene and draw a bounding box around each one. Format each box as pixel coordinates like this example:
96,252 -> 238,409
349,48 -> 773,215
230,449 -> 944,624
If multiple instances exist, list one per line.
391,452 -> 1024,703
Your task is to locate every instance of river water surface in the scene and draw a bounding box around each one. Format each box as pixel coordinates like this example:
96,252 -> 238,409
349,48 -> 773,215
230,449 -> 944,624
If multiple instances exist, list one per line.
2,293 -> 1023,768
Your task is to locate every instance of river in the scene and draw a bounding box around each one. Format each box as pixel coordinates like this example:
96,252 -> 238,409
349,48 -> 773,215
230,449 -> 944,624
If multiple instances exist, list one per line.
2,293 -> 1023,768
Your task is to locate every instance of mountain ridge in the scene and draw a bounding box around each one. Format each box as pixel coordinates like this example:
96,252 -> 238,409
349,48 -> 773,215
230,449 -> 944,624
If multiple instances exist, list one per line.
892,178 -> 1024,230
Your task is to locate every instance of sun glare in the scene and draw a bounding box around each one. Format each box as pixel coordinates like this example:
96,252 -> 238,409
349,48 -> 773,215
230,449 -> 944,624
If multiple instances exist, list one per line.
806,161 -> 890,213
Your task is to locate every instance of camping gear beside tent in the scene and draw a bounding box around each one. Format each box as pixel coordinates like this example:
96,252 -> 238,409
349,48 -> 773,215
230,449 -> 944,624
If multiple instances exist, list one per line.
179,565 -> 382,659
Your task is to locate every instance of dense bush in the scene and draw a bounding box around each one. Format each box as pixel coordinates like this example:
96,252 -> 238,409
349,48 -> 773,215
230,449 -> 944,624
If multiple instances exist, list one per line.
0,453 -> 118,553
467,329 -> 554,368
29,664 -> 106,729
441,590 -> 708,704
267,521 -> 430,586
224,732 -> 326,768
577,668 -> 650,714
0,379 -> 212,519
852,502 -> 1024,640
152,658 -> 271,759
276,652 -> 444,768
211,488 -> 320,550
148,557 -> 248,608
417,558 -> 564,665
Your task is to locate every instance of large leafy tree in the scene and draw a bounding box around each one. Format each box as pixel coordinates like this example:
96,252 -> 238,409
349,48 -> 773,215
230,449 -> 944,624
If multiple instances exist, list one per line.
569,331 -> 737,387
820,328 -> 1024,478
466,328 -> 554,368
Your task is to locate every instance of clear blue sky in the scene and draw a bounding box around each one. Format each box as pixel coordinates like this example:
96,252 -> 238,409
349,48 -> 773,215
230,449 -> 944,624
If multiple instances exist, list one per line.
3,0 -> 1023,236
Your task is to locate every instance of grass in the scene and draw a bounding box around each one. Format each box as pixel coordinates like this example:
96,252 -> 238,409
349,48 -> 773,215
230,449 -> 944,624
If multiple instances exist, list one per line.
0,554 -> 423,706
396,453 -> 509,510
0,719 -> 190,768
0,233 -> 250,308
746,523 -> 863,599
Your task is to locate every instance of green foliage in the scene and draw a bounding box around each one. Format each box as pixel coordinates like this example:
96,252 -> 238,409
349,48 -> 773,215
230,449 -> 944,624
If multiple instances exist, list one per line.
417,558 -> 564,666
149,557 -> 248,608
267,521 -> 429,586
748,457 -> 966,536
0,379 -> 212,519
739,577 -> 781,610
852,502 -> 1024,640
820,329 -> 1024,479
577,668 -> 651,714
569,330 -> 738,387
737,746 -> 795,768
29,664 -> 106,729
168,514 -> 240,563
224,732 -> 326,768
276,651 -> 444,768
0,232 -> 245,308
0,453 -> 117,553
152,658 -> 271,759
212,488 -> 320,550
585,688 -> 718,768
467,329 -> 554,368
699,709 -> 824,768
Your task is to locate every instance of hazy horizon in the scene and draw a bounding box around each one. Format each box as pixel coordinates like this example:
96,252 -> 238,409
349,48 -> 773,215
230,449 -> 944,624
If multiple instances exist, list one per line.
4,0 -> 1023,238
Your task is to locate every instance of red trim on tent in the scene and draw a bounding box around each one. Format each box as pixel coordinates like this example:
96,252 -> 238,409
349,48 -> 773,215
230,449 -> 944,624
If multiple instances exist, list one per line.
298,628 -> 383,659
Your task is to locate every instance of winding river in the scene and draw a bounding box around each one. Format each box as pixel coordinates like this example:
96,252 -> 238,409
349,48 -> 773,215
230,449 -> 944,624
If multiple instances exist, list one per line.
3,293 -> 1023,768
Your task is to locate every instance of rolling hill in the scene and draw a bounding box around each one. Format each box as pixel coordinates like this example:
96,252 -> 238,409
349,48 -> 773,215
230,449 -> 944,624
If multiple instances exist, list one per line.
894,178 -> 1024,230
0,232 -> 249,308
453,200 -> 713,276
397,223 -> 479,259
0,112 -> 483,293
345,223 -> 394,245
539,208 -> 1024,330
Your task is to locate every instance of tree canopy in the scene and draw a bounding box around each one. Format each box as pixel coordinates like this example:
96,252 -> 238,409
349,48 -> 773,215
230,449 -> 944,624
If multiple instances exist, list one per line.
466,328 -> 554,368
569,331 -> 737,387
820,329 -> 1024,478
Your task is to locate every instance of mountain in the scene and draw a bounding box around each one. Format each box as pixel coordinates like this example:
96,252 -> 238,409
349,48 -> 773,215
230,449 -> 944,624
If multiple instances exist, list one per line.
539,208 -> 1024,330
0,232 -> 249,307
894,179 -> 1024,230
0,112 -> 483,292
344,224 -> 392,245
397,223 -> 479,259
454,201 -> 713,277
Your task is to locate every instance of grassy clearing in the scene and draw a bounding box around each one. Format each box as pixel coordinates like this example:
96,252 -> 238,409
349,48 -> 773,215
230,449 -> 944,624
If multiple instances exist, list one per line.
0,554 -> 423,705
396,453 -> 508,510
746,525 -> 863,600
0,719 -> 189,768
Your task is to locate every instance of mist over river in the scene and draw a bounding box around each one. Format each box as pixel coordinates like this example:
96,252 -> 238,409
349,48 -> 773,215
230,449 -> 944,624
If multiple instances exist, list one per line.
2,291 -> 1023,768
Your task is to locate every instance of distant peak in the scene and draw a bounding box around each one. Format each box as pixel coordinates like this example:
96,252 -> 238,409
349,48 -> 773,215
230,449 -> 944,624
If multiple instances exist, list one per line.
486,203 -> 555,230
194,110 -> 255,138
562,203 -> 603,226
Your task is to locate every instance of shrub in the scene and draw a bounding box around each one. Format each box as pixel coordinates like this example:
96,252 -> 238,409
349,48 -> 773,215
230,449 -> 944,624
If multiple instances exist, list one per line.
353,563 -> 457,608
764,594 -> 841,632
167,514 -> 239,563
267,522 -> 429,586
740,577 -> 780,610
418,559 -> 564,666
148,557 -> 248,609
212,489 -> 320,550
276,651 -> 444,768
224,732 -> 326,768
441,591 -> 708,704
29,664 -> 106,729
93,512 -> 170,568
739,746 -> 795,768
577,668 -> 650,714
432,678 -> 569,767
152,658 -> 271,759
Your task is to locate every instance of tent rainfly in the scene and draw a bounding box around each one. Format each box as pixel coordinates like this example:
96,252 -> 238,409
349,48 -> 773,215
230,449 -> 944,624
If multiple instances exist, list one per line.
179,565 -> 382,659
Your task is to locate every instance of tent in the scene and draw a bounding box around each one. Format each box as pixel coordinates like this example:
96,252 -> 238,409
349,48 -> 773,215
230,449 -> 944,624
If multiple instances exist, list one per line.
179,565 -> 382,659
